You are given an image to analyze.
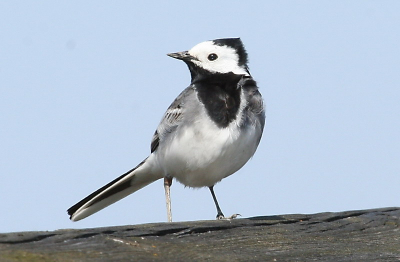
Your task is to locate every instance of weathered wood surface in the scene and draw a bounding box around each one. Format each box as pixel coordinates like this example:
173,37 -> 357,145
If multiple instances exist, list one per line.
1,207 -> 399,261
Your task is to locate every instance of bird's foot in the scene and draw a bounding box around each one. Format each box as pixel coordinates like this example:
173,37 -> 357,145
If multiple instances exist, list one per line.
216,213 -> 241,220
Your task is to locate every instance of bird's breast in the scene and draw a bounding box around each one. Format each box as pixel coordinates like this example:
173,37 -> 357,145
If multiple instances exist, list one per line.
157,114 -> 260,187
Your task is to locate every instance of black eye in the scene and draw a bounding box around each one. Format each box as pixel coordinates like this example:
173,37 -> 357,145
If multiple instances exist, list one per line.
207,53 -> 218,61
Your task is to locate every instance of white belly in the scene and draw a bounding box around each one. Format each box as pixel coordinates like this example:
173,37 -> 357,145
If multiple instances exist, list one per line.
157,117 -> 260,187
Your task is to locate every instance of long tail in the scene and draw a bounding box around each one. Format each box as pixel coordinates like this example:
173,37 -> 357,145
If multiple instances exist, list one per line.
67,155 -> 162,221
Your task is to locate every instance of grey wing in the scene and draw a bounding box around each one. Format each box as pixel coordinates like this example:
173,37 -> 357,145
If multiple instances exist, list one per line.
248,88 -> 265,129
150,87 -> 195,153
240,77 -> 265,137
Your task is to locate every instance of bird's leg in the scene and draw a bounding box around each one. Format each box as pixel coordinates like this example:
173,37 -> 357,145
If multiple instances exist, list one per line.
209,186 -> 225,219
164,176 -> 173,222
209,186 -> 241,220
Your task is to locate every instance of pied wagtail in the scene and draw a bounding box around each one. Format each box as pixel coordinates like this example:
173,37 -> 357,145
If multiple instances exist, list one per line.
68,38 -> 265,222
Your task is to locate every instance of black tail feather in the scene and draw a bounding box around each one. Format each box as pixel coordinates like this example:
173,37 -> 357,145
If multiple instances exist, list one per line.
67,159 -> 146,218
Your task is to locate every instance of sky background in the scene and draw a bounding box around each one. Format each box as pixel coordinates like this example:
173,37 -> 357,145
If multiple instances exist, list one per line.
1,1 -> 399,233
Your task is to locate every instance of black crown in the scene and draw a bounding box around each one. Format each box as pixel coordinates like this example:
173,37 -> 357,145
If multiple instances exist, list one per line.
212,38 -> 248,67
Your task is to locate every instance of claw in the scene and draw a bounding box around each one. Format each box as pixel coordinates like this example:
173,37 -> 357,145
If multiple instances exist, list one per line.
217,214 -> 241,220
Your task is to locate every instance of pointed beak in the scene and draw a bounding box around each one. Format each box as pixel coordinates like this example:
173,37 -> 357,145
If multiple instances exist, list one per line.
167,51 -> 198,61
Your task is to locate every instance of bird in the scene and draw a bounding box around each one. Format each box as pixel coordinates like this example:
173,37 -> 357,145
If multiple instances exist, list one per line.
67,38 -> 265,222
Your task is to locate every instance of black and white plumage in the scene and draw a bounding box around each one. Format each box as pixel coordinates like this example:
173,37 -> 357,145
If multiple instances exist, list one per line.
67,38 -> 265,222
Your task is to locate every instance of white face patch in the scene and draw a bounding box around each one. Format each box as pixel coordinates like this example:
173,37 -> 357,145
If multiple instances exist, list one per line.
188,41 -> 249,76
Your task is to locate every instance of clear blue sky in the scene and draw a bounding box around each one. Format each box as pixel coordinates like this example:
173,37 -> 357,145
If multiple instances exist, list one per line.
1,1 -> 399,233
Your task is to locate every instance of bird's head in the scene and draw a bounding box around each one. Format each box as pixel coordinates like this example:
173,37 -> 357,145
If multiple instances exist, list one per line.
168,38 -> 250,78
